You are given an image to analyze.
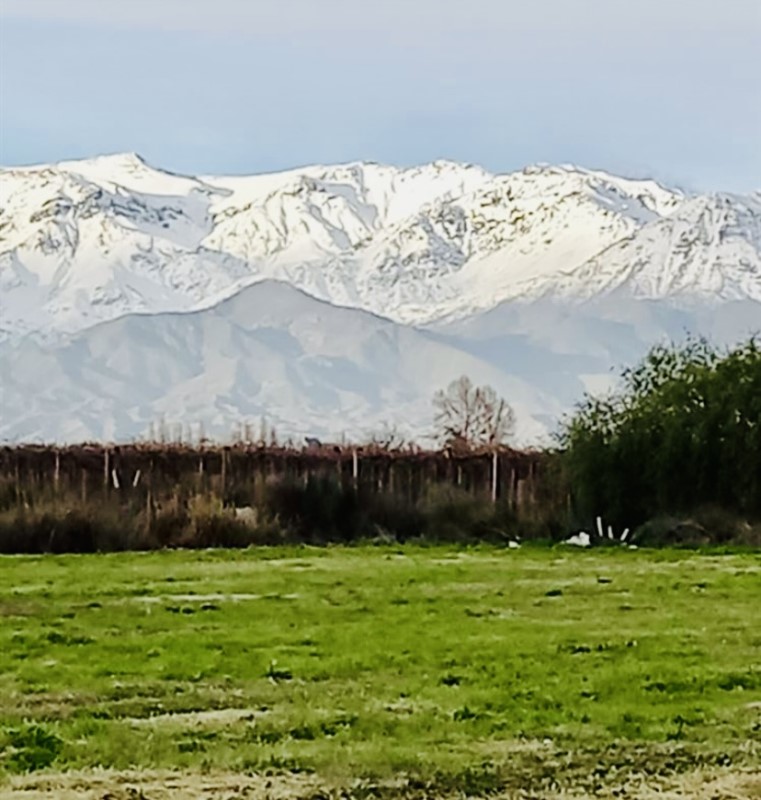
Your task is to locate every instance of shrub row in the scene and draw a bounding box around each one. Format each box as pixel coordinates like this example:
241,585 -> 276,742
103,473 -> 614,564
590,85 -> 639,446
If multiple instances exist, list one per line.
0,476 -> 566,554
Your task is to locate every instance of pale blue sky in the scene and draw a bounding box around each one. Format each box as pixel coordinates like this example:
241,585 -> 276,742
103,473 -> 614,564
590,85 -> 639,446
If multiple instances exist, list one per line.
1,0 -> 759,191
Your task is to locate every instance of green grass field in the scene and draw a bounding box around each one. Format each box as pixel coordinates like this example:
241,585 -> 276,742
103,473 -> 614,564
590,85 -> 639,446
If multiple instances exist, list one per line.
0,545 -> 759,798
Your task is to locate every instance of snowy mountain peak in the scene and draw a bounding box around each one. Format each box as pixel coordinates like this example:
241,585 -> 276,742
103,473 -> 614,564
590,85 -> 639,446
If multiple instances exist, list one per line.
512,191 -> 761,305
1,156 -> 759,343
62,150 -> 150,170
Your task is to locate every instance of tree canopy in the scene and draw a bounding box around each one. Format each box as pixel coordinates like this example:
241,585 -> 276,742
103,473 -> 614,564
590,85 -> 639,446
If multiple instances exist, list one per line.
559,337 -> 761,527
433,376 -> 515,450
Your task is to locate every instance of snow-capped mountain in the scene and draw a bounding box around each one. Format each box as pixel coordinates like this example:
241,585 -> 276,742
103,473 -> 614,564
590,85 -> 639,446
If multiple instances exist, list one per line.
0,154 -> 491,340
1,154 -> 759,444
508,192 -> 761,305
4,153 -> 758,342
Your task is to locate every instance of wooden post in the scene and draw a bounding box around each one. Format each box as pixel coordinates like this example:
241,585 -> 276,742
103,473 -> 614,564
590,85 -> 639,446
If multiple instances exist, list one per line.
491,450 -> 498,503
14,457 -> 21,507
103,448 -> 110,491
516,478 -> 525,514
525,459 -> 533,512
145,489 -> 154,536
195,455 -> 201,493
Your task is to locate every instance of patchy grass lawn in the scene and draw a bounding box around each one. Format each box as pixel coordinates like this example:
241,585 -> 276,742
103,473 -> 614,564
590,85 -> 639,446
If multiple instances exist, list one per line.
0,545 -> 759,798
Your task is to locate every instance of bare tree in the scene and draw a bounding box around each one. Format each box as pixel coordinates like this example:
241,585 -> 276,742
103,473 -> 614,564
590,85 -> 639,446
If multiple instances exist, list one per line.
367,421 -> 408,450
433,376 -> 515,450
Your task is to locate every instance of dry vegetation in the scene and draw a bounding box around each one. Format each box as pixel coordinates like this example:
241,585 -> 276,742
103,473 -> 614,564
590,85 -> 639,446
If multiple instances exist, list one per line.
0,444 -> 563,553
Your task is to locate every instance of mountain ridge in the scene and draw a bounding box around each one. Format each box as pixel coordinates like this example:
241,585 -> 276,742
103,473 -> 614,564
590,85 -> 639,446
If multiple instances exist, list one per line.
4,154 -> 758,342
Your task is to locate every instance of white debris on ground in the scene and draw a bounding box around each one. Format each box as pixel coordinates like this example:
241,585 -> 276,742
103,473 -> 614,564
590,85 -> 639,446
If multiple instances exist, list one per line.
564,517 -> 636,548
564,531 -> 591,547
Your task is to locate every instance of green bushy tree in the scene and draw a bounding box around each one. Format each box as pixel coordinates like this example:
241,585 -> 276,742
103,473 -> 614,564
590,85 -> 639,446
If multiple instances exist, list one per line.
559,337 -> 761,528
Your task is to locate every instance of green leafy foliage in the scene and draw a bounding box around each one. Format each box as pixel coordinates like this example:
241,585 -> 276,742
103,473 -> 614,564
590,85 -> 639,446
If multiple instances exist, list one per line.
559,337 -> 761,530
2,725 -> 63,773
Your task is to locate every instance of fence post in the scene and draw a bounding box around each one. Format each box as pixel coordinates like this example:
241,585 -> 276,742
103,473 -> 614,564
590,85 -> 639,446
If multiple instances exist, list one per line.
14,455 -> 21,507
103,448 -> 110,503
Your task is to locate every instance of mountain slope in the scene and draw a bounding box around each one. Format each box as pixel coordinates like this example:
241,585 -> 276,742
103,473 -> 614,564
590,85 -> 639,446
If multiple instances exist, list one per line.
4,155 -> 757,341
0,281 -> 563,444
0,155 -> 491,339
2,281 -> 758,447
499,192 -> 761,304
346,165 -> 686,322
436,297 -> 761,403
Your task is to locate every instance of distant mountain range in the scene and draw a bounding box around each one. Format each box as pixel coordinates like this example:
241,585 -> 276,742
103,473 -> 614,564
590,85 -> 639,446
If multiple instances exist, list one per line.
1,154 -> 759,444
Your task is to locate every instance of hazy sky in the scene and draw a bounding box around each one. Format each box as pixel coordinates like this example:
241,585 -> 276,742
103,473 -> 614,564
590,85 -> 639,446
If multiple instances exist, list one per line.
1,0 -> 759,190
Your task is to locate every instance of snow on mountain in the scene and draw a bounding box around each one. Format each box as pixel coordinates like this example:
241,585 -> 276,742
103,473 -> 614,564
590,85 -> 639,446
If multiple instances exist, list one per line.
498,192 -> 761,305
0,155 -> 492,340
4,153 -> 757,343
342,165 -> 687,323
0,281 -> 563,445
0,156 -> 250,341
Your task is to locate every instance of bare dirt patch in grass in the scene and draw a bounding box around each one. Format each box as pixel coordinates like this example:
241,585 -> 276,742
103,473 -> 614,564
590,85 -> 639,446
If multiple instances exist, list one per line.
126,707 -> 264,727
9,691 -> 99,721
631,769 -> 761,800
134,593 -> 262,604
0,769 -> 324,800
132,592 -> 300,604
3,766 -> 760,799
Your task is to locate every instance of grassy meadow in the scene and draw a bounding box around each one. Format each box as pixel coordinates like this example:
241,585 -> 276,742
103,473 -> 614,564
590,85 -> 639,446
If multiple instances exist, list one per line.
0,545 -> 759,798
